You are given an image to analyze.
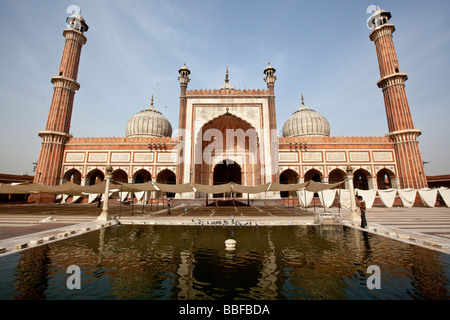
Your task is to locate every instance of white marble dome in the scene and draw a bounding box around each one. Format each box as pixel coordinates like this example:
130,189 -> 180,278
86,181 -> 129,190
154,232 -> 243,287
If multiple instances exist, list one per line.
282,96 -> 330,137
125,97 -> 172,138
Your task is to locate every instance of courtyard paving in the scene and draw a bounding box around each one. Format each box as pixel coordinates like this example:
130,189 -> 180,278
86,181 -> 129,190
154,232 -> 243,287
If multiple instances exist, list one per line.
0,202 -> 449,255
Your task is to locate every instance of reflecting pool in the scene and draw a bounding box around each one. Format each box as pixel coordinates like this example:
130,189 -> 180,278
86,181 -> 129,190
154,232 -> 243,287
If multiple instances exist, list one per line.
1,225 -> 449,300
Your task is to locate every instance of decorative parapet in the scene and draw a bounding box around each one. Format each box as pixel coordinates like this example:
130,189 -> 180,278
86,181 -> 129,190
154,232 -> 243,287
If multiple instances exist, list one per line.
66,136 -> 179,145
185,88 -> 268,96
278,135 -> 393,144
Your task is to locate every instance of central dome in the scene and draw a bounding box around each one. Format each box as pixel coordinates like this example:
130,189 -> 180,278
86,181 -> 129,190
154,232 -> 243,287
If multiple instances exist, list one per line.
282,95 -> 330,137
125,97 -> 172,138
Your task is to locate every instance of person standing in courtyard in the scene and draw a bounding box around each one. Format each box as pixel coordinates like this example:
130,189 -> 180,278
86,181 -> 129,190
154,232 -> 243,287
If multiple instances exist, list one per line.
357,195 -> 367,228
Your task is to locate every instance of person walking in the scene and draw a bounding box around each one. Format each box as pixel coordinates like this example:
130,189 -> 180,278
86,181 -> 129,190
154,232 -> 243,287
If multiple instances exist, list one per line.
357,195 -> 367,228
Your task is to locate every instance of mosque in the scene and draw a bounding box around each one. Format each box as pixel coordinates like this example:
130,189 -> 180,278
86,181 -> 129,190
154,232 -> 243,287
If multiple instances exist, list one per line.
30,7 -> 428,203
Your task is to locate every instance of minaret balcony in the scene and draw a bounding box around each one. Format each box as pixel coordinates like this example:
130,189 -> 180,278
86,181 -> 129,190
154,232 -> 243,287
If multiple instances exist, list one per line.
377,73 -> 408,89
51,76 -> 81,91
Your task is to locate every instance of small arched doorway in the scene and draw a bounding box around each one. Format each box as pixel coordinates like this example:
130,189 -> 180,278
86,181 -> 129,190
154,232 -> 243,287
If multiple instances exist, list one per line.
133,169 -> 151,184
86,169 -> 104,185
213,160 -> 241,198
63,169 -> 82,185
156,169 -> 176,198
328,169 -> 346,189
112,169 -> 128,183
353,169 -> 370,190
376,168 -> 395,190
304,169 -> 322,183
213,160 -> 242,185
280,169 -> 299,198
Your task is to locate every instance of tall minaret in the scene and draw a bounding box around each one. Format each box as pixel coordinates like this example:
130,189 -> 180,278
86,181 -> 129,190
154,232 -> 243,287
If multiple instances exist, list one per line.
177,63 -> 190,184
264,62 -> 279,183
33,12 -> 88,201
369,8 -> 427,189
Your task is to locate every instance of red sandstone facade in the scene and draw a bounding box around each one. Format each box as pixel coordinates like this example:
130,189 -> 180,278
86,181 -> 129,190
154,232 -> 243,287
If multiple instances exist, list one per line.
369,10 -> 427,189
31,14 -> 88,202
30,8 -> 427,203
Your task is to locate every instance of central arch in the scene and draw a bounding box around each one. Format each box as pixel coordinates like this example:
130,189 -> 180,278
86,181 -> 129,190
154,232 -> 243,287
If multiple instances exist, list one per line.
194,112 -> 260,187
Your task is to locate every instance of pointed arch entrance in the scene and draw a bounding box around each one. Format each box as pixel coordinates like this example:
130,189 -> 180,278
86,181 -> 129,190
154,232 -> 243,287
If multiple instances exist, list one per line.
280,169 -> 299,198
86,169 -> 104,185
194,112 -> 260,188
328,169 -> 346,189
112,169 -> 128,183
213,160 -> 242,198
304,169 -> 322,182
213,160 -> 242,185
353,169 -> 370,190
376,168 -> 397,189
133,169 -> 151,184
157,169 -> 176,198
63,169 -> 82,185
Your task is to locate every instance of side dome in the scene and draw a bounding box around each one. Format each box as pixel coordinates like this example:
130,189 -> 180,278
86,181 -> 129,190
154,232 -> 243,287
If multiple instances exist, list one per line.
282,95 -> 330,137
125,97 -> 172,138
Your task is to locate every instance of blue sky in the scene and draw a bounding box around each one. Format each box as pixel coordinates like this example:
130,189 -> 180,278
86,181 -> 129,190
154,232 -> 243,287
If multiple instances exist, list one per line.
0,0 -> 449,176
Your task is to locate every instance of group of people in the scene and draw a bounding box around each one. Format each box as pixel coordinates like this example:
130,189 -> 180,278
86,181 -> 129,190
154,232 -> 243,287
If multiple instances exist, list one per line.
165,196 -> 369,229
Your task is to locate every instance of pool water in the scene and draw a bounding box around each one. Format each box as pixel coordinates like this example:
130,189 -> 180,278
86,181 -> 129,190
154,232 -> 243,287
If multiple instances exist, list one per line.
0,225 -> 449,300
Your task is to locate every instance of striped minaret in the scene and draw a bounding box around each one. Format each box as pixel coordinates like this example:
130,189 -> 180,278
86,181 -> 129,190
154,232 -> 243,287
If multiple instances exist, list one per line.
177,63 -> 190,184
264,62 -> 279,183
32,12 -> 88,202
369,8 -> 427,189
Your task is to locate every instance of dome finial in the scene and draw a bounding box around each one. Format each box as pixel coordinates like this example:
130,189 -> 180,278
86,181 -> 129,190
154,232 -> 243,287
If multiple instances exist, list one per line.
225,66 -> 229,83
148,94 -> 156,111
301,94 -> 305,105
220,66 -> 233,90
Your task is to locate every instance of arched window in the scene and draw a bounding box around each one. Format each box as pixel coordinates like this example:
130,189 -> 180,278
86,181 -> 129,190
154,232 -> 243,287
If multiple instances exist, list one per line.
304,169 -> 322,183
63,169 -> 82,185
86,169 -> 104,185
156,169 -> 176,198
133,169 -> 151,184
353,169 -> 371,190
328,169 -> 346,189
280,169 -> 299,198
112,169 -> 128,183
376,168 -> 396,190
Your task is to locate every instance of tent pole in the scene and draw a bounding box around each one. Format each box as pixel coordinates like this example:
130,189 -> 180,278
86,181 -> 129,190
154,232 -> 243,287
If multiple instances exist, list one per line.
321,190 -> 326,212
119,184 -> 122,219
131,192 -> 134,216
338,188 -> 341,213
304,190 -> 307,212
313,194 -> 316,212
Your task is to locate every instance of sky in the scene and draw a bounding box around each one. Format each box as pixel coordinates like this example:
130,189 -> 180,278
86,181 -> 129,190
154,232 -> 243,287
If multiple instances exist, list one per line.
0,0 -> 449,176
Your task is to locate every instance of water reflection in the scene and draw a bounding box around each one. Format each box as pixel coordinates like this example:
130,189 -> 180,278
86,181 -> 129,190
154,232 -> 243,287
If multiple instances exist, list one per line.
14,245 -> 51,299
1,225 -> 449,300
